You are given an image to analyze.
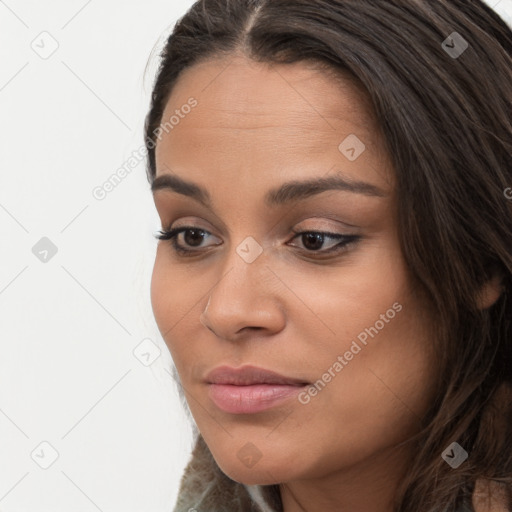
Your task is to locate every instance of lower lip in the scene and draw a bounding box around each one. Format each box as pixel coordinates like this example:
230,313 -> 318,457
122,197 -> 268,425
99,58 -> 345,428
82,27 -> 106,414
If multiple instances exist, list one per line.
208,383 -> 306,414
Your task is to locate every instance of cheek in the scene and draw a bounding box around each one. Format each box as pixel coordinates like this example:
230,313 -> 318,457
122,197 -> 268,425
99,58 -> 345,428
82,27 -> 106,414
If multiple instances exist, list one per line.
150,251 -> 189,351
284,249 -> 434,453
150,252 -> 169,330
283,241 -> 407,345
304,294 -> 434,461
150,251 -> 207,370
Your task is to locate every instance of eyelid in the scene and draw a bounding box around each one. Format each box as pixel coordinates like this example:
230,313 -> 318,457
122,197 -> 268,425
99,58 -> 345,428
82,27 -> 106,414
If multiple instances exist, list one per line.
161,225 -> 220,242
291,215 -> 359,232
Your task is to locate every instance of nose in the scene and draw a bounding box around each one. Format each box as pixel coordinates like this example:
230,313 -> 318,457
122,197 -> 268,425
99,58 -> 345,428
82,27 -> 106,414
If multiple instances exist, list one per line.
199,245 -> 286,342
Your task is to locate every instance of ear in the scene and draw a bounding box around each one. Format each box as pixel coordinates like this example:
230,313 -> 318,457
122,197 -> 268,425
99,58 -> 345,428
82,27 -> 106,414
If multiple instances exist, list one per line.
476,273 -> 503,310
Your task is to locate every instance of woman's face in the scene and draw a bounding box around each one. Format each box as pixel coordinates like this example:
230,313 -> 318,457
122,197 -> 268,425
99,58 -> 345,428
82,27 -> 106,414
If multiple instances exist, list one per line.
151,55 -> 436,486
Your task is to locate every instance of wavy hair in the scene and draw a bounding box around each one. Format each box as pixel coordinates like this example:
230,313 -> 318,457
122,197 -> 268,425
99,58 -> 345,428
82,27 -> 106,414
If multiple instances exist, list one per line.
144,1 -> 512,510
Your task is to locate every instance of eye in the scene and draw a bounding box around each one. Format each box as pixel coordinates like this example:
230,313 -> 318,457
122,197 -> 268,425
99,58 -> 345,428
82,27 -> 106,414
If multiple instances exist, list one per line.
288,230 -> 360,255
155,226 -> 220,255
154,226 -> 360,258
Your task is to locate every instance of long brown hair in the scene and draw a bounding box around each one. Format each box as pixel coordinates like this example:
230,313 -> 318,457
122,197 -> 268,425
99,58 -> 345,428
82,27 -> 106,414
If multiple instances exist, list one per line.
144,1 -> 512,510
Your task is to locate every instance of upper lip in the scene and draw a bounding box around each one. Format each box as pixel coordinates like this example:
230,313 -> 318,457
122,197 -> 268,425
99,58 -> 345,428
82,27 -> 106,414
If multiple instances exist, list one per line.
205,365 -> 309,386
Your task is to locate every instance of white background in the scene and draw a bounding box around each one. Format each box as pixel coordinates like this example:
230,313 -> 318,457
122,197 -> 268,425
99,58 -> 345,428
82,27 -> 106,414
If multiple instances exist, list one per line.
0,1 -> 511,511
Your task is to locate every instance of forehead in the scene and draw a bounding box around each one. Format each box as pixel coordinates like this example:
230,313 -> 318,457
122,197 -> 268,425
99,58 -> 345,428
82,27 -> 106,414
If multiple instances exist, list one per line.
163,55 -> 376,133
155,55 -> 392,192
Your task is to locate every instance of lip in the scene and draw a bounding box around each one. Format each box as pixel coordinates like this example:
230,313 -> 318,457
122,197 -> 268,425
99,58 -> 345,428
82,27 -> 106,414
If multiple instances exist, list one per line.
206,365 -> 308,386
205,365 -> 309,414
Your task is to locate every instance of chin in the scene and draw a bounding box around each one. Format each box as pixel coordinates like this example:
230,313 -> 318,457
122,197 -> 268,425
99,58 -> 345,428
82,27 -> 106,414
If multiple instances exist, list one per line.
216,460 -> 285,486
230,472 -> 277,486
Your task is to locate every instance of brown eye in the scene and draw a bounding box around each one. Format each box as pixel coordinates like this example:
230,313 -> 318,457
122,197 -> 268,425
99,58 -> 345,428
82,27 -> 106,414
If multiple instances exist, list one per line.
301,232 -> 326,251
155,226 -> 221,255
289,230 -> 360,255
182,228 -> 207,247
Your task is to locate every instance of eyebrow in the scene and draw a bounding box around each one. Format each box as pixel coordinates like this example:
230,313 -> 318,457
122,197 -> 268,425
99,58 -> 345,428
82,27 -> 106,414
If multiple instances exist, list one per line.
151,171 -> 386,208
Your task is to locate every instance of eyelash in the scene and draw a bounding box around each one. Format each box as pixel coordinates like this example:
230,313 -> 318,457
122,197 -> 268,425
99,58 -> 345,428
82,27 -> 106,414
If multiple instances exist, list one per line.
154,226 -> 360,258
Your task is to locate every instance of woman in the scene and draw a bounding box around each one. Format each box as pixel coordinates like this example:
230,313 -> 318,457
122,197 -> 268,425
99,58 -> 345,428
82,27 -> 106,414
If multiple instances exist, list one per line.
144,0 -> 512,510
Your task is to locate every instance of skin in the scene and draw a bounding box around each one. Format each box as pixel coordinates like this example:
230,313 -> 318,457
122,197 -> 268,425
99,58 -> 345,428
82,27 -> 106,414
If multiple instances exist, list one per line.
150,54 -> 439,512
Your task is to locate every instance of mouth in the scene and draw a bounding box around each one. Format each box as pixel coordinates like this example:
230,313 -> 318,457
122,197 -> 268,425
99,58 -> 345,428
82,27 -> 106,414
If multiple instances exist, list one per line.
205,365 -> 309,414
